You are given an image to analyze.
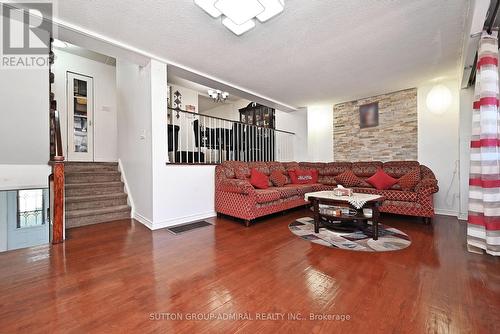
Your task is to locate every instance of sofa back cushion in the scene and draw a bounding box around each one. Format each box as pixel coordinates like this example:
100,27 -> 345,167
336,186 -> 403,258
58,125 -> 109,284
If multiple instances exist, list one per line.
267,161 -> 286,173
248,161 -> 270,175
299,162 -> 325,175
222,161 -> 250,179
322,162 -> 352,176
383,161 -> 421,178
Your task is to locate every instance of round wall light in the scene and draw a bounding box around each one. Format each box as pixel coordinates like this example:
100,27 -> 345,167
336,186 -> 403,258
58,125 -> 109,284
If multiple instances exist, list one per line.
426,84 -> 452,114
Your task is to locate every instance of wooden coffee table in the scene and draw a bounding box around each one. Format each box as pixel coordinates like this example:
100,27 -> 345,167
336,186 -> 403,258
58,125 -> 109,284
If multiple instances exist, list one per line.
305,191 -> 385,240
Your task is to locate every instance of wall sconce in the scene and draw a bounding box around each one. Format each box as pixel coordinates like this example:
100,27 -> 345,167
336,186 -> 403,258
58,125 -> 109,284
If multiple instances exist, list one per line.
426,84 -> 452,114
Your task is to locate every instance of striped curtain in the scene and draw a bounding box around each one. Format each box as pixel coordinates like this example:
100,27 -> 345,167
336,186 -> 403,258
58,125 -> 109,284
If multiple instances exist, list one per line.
468,31 -> 500,256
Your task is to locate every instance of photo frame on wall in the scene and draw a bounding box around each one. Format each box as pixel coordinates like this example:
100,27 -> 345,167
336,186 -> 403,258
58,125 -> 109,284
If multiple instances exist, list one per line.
359,102 -> 379,128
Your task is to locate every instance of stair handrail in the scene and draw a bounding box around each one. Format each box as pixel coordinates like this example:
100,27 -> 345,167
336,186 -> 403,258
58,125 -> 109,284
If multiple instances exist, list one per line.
50,108 -> 64,162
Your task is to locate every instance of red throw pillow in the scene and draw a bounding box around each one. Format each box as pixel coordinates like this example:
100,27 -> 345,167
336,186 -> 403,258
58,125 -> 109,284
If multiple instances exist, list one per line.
334,170 -> 361,187
250,168 -> 269,189
398,168 -> 421,191
366,169 -> 398,190
288,169 -> 318,184
270,170 -> 287,187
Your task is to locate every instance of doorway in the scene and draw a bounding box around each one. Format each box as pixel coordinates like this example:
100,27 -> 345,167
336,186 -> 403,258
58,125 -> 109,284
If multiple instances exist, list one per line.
1,189 -> 49,251
67,72 -> 94,161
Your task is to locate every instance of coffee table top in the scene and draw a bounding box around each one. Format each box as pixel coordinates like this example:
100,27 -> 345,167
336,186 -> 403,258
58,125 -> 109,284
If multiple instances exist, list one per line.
304,191 -> 384,209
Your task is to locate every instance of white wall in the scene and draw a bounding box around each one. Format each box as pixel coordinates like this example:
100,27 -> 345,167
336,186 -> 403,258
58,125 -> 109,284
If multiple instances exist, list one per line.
0,68 -> 49,165
417,79 -> 461,216
116,58 -> 153,222
459,87 -> 473,220
169,84 -> 198,111
53,49 -> 117,162
307,105 -> 334,162
275,109 -> 309,162
201,99 -> 250,121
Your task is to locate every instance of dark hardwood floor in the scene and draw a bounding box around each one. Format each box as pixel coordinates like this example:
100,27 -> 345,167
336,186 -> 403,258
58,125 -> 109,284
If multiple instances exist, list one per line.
0,209 -> 499,333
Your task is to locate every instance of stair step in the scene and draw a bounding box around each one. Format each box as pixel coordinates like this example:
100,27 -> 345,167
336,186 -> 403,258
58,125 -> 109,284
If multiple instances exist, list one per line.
65,171 -> 121,184
65,206 -> 131,229
66,205 -> 130,219
64,165 -> 119,173
65,193 -> 128,211
65,182 -> 124,196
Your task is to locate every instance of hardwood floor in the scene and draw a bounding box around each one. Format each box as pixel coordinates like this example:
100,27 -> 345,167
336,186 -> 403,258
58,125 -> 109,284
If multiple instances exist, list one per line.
0,209 -> 499,333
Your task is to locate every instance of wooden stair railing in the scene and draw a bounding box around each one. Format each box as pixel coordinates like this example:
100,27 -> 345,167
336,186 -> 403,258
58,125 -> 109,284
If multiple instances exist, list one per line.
49,37 -> 64,244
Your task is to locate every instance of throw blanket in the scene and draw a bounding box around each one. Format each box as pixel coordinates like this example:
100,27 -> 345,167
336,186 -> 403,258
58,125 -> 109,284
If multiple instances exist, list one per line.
304,191 -> 382,209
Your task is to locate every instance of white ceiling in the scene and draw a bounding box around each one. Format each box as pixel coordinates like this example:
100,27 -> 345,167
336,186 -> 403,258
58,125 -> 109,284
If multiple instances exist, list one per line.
55,0 -> 470,108
54,40 -> 116,66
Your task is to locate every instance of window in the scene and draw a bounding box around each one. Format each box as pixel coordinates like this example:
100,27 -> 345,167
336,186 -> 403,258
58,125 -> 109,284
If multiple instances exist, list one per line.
17,189 -> 46,228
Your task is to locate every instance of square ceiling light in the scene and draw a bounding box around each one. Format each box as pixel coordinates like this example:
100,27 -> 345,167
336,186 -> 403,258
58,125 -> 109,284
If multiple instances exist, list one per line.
194,0 -> 285,35
215,0 -> 264,25
256,0 -> 284,22
194,0 -> 221,18
222,17 -> 256,36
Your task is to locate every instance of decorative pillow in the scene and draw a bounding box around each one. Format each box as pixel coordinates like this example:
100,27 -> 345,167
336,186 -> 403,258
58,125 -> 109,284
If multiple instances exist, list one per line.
366,169 -> 398,190
270,170 -> 287,187
289,169 -> 318,184
250,168 -> 269,189
334,170 -> 361,187
398,168 -> 421,191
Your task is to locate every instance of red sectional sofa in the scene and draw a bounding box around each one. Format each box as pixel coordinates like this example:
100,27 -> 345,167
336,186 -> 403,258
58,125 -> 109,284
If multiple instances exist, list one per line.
215,160 -> 439,226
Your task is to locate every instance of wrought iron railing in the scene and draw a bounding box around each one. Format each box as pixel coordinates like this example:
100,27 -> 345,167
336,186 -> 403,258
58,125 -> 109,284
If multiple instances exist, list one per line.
167,107 -> 294,164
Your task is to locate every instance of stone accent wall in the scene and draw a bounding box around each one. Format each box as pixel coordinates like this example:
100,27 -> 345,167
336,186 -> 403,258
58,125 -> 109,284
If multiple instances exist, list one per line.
333,88 -> 417,161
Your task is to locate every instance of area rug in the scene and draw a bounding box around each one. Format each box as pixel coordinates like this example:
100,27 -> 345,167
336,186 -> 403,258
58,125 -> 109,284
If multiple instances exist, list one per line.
289,217 -> 411,252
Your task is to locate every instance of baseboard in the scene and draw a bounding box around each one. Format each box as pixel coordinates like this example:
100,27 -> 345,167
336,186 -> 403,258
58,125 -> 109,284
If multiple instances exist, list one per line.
118,159 -> 135,217
151,211 -> 217,230
435,209 -> 459,217
133,212 -> 153,230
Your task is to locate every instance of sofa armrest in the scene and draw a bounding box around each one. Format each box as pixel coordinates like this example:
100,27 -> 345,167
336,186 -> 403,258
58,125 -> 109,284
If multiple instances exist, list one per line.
415,178 -> 439,196
218,179 -> 255,195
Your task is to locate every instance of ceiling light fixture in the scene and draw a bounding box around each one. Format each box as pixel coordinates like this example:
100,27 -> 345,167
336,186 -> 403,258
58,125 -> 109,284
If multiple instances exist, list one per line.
208,89 -> 229,103
195,0 -> 285,35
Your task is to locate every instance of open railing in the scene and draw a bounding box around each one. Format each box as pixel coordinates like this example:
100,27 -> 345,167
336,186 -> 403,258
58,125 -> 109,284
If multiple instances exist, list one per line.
167,107 -> 294,164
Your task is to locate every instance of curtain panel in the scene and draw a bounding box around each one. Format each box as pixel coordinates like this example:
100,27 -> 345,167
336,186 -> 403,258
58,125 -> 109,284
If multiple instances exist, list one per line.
468,31 -> 500,256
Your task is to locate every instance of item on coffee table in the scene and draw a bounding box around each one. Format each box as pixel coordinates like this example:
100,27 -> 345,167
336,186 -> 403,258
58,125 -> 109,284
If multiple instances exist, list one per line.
363,208 -> 373,218
333,185 -> 353,197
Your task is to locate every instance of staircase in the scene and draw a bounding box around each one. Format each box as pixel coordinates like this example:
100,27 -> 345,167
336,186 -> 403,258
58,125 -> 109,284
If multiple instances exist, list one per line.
64,162 -> 131,229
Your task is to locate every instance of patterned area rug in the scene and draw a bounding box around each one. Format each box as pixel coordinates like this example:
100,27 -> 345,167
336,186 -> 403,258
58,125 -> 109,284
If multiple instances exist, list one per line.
289,217 -> 411,252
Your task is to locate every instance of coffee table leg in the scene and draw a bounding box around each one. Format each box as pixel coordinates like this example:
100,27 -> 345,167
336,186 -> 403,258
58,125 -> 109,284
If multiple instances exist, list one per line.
372,203 -> 380,240
313,199 -> 320,233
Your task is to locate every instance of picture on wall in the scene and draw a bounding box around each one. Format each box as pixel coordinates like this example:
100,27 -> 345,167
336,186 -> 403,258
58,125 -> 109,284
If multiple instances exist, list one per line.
359,102 -> 379,128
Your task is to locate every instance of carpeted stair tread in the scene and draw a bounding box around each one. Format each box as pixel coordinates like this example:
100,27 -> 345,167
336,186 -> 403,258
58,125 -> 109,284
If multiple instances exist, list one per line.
66,205 -> 130,219
65,181 -> 124,188
65,193 -> 127,203
63,162 -> 131,228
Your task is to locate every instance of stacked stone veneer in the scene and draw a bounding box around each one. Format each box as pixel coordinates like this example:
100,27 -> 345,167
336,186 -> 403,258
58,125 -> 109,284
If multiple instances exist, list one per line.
333,88 -> 417,161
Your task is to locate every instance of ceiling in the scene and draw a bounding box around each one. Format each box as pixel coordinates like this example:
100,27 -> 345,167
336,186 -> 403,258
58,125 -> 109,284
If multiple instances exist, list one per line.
168,75 -> 248,112
54,40 -> 116,66
55,0 -> 470,108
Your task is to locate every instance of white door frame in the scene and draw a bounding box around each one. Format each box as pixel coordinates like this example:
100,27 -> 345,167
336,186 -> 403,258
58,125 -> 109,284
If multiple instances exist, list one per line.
67,72 -> 94,161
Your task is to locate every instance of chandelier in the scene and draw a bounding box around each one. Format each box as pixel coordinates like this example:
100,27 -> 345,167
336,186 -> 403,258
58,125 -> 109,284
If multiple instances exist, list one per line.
194,0 -> 285,36
208,89 -> 229,102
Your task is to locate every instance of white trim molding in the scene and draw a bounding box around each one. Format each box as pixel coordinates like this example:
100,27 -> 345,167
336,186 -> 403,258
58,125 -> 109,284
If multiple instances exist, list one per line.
118,159 -> 135,217
151,211 -> 217,230
133,212 -> 153,230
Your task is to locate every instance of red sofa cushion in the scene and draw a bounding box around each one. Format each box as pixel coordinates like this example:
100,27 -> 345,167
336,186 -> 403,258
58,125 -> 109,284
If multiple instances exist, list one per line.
288,169 -> 318,184
334,170 -> 361,187
254,189 -> 280,203
366,169 -> 398,190
250,168 -> 269,189
398,168 -> 421,191
270,170 -> 287,187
